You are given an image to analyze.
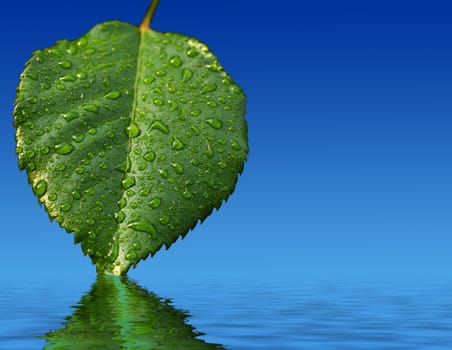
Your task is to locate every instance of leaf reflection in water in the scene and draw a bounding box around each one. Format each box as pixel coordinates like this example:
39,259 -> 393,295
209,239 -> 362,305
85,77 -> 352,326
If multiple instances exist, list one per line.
41,275 -> 225,349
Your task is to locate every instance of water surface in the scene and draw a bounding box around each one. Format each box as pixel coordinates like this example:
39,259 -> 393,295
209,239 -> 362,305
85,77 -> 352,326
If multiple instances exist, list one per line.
1,277 -> 452,349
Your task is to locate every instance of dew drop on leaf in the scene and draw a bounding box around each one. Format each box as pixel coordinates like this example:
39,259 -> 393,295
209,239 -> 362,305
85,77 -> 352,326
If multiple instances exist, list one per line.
171,162 -> 184,174
128,221 -> 157,238
181,68 -> 193,82
143,151 -> 155,162
58,60 -> 72,69
125,250 -> 138,261
169,55 -> 182,67
200,84 -> 217,94
159,215 -> 170,225
72,190 -> 81,200
122,176 -> 136,190
33,180 -> 48,197
153,98 -> 164,106
205,118 -> 223,129
61,203 -> 72,212
127,122 -> 141,138
149,120 -> 170,134
55,143 -> 74,155
148,197 -> 161,209
83,104 -> 99,113
104,90 -> 121,100
171,138 -> 184,150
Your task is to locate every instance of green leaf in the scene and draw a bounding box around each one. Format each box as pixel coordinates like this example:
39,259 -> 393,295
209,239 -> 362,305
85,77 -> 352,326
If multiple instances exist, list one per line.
13,2 -> 248,275
42,275 -> 225,349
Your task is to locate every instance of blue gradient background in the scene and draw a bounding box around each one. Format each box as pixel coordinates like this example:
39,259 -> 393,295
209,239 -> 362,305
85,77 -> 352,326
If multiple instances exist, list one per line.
1,0 -> 451,283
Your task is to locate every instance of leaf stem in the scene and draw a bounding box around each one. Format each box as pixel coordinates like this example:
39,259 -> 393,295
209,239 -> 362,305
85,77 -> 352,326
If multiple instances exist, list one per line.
140,0 -> 160,31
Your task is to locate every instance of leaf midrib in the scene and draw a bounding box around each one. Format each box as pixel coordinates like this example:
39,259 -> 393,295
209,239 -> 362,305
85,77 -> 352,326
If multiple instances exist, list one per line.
110,27 -> 148,275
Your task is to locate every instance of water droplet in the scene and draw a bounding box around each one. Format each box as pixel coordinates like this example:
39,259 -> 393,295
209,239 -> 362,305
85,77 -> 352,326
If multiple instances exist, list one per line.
206,118 -> 223,129
149,120 -> 170,134
61,203 -> 72,212
60,74 -> 76,82
206,143 -> 214,158
149,197 -> 161,209
169,55 -> 182,67
128,221 -> 157,238
127,122 -> 141,138
144,76 -> 155,85
231,140 -> 242,151
62,111 -> 78,122
85,188 -> 94,196
115,157 -> 131,173
186,47 -> 198,57
77,38 -> 87,47
158,169 -> 168,178
40,146 -> 50,154
76,71 -> 87,79
55,143 -> 74,155
207,101 -> 218,108
26,150 -> 35,158
83,104 -> 98,113
181,68 -> 193,82
125,250 -> 138,261
86,219 -> 95,225
182,190 -> 192,199
143,151 -> 155,162
159,215 -> 170,225
106,130 -> 115,138
168,99 -> 178,111
96,62 -> 115,69
115,211 -> 126,223
172,138 -> 185,150
118,198 -> 127,209
72,190 -> 81,200
27,73 -> 38,81
218,161 -> 227,169
105,91 -> 121,100
139,188 -> 151,196
48,193 -> 58,201
153,98 -> 164,106
107,242 -> 119,263
55,164 -> 66,171
155,69 -> 166,77
75,167 -> 85,175
190,109 -> 201,117
122,176 -> 136,190
33,180 -> 47,197
72,134 -> 84,143
201,84 -> 218,94
58,60 -> 72,69
171,163 -> 184,174
27,96 -> 38,104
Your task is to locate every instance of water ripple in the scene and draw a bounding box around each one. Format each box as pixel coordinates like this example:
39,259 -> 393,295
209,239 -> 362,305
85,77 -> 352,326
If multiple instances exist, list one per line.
2,279 -> 452,349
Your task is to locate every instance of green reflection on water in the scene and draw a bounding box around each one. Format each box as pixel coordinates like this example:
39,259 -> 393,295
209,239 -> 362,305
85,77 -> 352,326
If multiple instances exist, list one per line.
41,275 -> 224,349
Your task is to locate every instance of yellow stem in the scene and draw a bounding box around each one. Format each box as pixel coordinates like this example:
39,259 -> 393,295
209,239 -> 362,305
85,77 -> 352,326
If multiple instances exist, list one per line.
140,0 -> 160,31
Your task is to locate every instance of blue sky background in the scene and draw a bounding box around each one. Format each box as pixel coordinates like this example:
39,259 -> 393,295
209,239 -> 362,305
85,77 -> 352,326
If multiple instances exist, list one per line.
1,0 -> 451,284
